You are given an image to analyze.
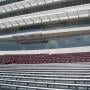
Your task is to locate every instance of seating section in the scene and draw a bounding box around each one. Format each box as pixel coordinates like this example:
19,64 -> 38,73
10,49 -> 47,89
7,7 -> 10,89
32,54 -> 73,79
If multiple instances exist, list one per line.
0,63 -> 90,90
0,52 -> 90,64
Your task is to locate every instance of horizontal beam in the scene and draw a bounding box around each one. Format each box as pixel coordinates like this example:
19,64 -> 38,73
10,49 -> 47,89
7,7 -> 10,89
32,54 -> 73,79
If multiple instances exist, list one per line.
0,25 -> 89,43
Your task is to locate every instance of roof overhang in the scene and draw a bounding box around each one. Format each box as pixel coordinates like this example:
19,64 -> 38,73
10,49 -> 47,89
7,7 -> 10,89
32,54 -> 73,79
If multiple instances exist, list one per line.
0,4 -> 90,30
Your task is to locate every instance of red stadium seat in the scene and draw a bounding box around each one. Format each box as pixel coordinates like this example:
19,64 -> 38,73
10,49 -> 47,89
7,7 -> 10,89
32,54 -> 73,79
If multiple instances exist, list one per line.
0,52 -> 90,64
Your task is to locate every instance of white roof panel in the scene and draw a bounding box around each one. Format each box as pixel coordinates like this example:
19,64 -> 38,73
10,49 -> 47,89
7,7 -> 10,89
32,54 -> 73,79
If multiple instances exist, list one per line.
78,9 -> 89,18
0,4 -> 90,29
37,0 -> 45,5
0,0 -> 73,15
40,16 -> 50,23
33,17 -> 42,24
0,7 -> 6,13
68,11 -> 79,19
15,2 -> 24,9
30,0 -> 37,6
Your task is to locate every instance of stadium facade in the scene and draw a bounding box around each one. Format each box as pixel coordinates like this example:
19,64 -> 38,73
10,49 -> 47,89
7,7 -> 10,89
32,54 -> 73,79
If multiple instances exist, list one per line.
0,0 -> 90,64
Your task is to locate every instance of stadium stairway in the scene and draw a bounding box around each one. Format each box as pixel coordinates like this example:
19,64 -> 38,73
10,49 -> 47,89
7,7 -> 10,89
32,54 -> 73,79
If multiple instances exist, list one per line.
0,63 -> 90,90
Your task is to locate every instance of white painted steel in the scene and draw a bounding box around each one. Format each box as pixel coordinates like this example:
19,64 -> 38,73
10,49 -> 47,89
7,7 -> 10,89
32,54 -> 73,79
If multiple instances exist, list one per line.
0,4 -> 90,29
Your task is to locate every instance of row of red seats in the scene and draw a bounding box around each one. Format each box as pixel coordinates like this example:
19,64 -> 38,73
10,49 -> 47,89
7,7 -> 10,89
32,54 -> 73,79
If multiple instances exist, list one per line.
0,59 -> 89,64
0,52 -> 90,64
